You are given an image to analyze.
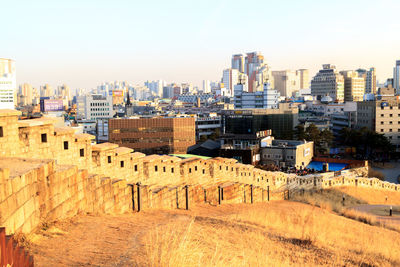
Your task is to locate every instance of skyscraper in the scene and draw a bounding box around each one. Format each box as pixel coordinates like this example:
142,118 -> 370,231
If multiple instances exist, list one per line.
0,58 -> 16,109
231,54 -> 244,73
366,67 -> 376,94
297,69 -> 309,89
40,84 -> 54,98
340,70 -> 366,102
272,70 -> 300,97
222,68 -> 239,96
311,64 -> 345,102
18,83 -> 33,106
393,60 -> 400,94
244,52 -> 273,92
202,80 -> 211,93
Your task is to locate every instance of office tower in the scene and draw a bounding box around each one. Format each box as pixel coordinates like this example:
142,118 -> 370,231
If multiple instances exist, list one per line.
222,68 -> 240,96
340,71 -> 366,102
357,96 -> 400,146
145,80 -> 165,97
231,54 -> 244,73
272,70 -> 300,97
297,69 -> 309,89
18,83 -> 33,106
0,58 -> 16,109
311,64 -> 345,102
234,82 -> 279,109
244,52 -> 273,92
76,94 -> 113,120
366,68 -> 376,94
109,117 -> 196,155
40,84 -> 54,98
394,60 -> 400,94
202,80 -> 211,93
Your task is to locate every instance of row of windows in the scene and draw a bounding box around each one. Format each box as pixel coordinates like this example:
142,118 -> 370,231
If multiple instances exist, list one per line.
263,154 -> 294,160
379,129 -> 400,133
90,102 -> 109,106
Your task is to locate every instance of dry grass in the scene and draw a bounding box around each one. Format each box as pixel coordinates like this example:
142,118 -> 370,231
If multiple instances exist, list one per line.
143,202 -> 400,266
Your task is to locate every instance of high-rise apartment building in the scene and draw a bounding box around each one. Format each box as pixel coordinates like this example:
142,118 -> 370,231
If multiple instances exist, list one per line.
109,117 -> 196,154
222,68 -> 240,96
393,60 -> 400,94
340,71 -> 366,102
297,69 -> 309,89
356,68 -> 376,94
244,52 -> 274,92
77,94 -> 113,120
202,80 -> 211,93
311,64 -> 345,102
40,84 -> 54,98
0,58 -> 16,109
366,68 -> 376,94
232,54 -> 244,73
272,70 -> 300,97
18,83 -> 33,106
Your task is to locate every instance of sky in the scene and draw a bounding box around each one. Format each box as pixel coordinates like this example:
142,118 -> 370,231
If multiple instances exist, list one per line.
2,0 -> 400,90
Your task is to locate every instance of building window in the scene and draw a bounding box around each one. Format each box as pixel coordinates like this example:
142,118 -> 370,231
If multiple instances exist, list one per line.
171,167 -> 174,173
202,169 -> 205,174
189,168 -> 192,173
381,129 -> 384,132
390,129 -> 393,132
195,166 -> 197,171
381,121 -> 384,125
0,126 -> 3,137
108,156 -> 112,163
80,148 -> 84,157
120,161 -> 124,168
155,166 -> 158,172
64,141 -> 68,150
134,165 -> 138,171
381,114 -> 384,117
163,166 -> 166,172
390,114 -> 393,117
390,121 -> 393,124
41,133 -> 47,143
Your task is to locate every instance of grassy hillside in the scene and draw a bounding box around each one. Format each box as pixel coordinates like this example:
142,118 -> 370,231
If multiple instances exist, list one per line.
28,196 -> 400,266
143,202 -> 400,266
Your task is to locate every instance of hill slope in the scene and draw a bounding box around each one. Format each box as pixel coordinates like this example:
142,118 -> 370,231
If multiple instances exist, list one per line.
29,200 -> 400,267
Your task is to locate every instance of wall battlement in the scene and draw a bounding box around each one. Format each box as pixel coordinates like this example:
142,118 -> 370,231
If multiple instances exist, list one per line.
0,110 -> 398,235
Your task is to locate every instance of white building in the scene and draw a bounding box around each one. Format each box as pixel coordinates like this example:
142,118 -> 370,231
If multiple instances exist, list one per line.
202,80 -> 211,93
393,60 -> 400,95
234,83 -> 279,109
222,68 -> 239,96
77,94 -> 113,120
0,58 -> 16,109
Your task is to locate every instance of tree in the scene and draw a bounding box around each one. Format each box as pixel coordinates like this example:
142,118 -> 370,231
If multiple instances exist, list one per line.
320,129 -> 334,147
294,124 -> 306,140
305,124 -> 321,145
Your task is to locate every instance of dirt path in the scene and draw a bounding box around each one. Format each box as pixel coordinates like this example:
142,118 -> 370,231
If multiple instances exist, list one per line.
351,204 -> 400,226
30,211 -> 192,267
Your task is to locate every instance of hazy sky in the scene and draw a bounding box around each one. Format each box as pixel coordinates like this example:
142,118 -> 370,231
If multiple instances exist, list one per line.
3,0 -> 400,90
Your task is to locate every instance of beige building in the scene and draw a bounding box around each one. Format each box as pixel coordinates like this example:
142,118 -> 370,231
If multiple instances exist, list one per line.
297,69 -> 309,89
340,71 -> 366,102
357,96 -> 400,146
260,137 -> 314,168
272,70 -> 300,97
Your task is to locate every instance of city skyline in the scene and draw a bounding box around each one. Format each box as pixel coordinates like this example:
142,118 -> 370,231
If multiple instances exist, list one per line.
2,0 -> 400,89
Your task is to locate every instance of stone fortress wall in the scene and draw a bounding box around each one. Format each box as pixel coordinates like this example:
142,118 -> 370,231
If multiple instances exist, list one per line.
0,110 -> 398,235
